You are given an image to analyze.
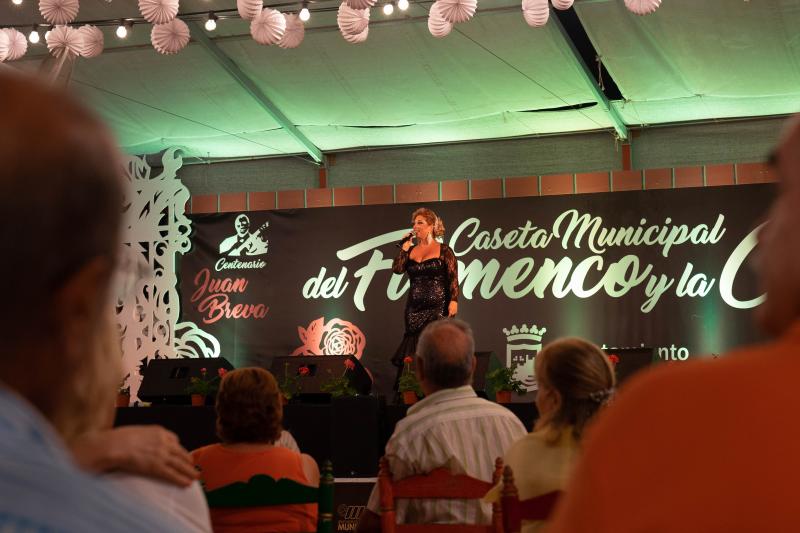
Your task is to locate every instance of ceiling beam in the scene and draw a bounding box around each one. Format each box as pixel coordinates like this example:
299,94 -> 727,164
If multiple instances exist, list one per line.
187,22 -> 324,163
550,13 -> 629,141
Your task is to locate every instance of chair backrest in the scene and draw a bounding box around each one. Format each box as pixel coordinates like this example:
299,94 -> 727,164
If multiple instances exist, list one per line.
378,456 -> 503,533
500,464 -> 561,533
204,460 -> 334,533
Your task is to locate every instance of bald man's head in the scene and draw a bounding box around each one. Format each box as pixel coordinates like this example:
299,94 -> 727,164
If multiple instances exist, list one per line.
416,319 -> 475,391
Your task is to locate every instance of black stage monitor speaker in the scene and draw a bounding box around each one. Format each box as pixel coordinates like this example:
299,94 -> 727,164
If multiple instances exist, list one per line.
472,351 -> 492,396
603,347 -> 655,384
138,357 -> 235,404
270,355 -> 373,397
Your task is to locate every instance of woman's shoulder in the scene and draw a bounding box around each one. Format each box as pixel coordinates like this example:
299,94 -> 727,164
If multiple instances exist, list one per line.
268,445 -> 304,460
505,428 -> 577,473
507,428 -> 575,457
190,443 -> 222,461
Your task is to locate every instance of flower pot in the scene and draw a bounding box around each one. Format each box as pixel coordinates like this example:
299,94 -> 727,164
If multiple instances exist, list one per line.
190,394 -> 206,407
115,393 -> 130,408
402,390 -> 418,405
495,390 -> 512,404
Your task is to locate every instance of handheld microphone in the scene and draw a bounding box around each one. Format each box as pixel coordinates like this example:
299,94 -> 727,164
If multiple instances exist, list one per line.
395,231 -> 416,248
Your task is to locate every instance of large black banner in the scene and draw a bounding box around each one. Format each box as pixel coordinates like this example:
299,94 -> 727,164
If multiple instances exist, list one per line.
180,185 -> 774,394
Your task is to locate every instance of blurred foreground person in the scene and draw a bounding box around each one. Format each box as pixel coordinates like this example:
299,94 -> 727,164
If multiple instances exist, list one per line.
0,71 -> 169,530
549,117 -> 800,532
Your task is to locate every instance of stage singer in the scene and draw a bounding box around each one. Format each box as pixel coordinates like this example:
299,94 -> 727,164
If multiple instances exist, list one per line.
391,207 -> 459,387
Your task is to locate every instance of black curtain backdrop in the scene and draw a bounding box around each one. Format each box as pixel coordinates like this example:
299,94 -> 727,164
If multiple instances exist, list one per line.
179,185 -> 774,395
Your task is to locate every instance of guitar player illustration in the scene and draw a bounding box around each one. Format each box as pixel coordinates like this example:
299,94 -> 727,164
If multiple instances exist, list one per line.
219,214 -> 269,257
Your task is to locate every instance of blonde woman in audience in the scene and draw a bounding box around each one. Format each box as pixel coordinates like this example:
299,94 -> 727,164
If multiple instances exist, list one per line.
485,338 -> 616,532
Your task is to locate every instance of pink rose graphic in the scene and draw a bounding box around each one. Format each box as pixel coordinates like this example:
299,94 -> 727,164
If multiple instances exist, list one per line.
292,317 -> 366,359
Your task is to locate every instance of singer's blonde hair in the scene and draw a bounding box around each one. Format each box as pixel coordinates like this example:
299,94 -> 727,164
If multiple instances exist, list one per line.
411,207 -> 445,238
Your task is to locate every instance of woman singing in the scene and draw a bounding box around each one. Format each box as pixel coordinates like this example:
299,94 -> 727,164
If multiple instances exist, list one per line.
391,208 -> 459,385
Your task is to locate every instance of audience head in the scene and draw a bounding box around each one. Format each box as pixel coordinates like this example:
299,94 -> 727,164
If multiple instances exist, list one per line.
534,338 -> 616,442
216,367 -> 283,445
416,318 -> 475,394
758,117 -> 800,336
0,71 -> 124,442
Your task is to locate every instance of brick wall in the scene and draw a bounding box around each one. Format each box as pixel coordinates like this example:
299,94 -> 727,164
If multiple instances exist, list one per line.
188,162 -> 776,214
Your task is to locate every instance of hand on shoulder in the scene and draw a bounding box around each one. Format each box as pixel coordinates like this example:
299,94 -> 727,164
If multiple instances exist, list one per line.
71,426 -> 199,487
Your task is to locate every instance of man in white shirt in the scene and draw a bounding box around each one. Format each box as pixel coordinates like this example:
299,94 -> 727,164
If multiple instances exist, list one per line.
358,319 -> 527,532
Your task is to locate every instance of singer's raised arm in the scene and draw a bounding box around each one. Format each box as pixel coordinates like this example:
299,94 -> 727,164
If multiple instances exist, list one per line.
392,247 -> 410,274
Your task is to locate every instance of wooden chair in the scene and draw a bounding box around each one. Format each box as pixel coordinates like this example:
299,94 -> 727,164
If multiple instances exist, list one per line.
204,459 -> 335,533
500,464 -> 562,533
378,456 -> 503,533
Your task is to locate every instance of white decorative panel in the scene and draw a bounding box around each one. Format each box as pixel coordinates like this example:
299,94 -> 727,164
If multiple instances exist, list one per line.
116,148 -> 220,403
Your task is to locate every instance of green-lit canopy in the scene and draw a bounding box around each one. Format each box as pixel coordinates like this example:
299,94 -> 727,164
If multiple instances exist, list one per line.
4,0 -> 799,159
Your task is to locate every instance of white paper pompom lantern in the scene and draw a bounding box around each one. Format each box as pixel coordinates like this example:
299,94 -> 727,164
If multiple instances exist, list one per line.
39,0 -> 79,25
250,8 -> 286,45
47,25 -> 81,58
1,29 -> 27,61
6,29 -> 28,61
337,2 -> 370,36
237,0 -> 262,21
522,0 -> 548,26
344,0 -> 376,9
278,13 -> 304,49
77,24 -> 103,58
550,0 -> 572,9
427,2 -> 453,38
0,32 -> 9,62
437,0 -> 476,24
139,0 -> 179,24
151,18 -> 190,55
624,0 -> 660,15
342,26 -> 368,43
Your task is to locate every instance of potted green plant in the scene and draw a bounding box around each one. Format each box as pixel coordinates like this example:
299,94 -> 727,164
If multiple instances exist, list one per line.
320,359 -> 357,398
186,367 -> 228,406
278,362 -> 303,404
116,373 -> 131,408
486,363 -> 525,404
398,356 -> 423,405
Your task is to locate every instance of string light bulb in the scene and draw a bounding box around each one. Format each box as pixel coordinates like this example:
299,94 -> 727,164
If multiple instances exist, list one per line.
383,2 -> 394,15
116,20 -> 129,39
299,2 -> 310,21
204,12 -> 217,31
44,26 -> 52,40
398,0 -> 409,10
29,25 -> 40,43
12,0 -> 23,5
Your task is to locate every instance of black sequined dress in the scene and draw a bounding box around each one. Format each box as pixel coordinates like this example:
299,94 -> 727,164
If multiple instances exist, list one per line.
391,244 -> 459,368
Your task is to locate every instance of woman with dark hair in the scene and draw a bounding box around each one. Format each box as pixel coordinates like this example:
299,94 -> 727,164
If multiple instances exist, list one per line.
485,338 -> 616,532
191,368 -> 319,533
391,207 -> 459,387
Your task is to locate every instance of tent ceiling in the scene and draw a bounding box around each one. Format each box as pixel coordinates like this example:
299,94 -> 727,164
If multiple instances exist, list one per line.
3,0 -> 799,160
